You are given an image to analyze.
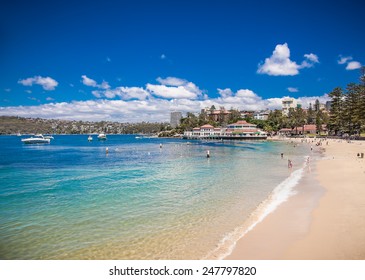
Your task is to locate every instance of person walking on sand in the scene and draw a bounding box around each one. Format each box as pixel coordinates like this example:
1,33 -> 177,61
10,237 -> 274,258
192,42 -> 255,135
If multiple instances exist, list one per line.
288,159 -> 292,169
281,153 -> 284,159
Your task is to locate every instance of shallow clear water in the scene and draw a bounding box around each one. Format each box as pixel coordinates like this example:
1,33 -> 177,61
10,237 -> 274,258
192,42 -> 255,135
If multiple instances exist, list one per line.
0,135 -> 310,259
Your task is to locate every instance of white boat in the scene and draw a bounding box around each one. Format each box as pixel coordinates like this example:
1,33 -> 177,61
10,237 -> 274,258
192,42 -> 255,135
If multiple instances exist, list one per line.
88,135 -> 93,141
21,134 -> 50,144
97,133 -> 107,140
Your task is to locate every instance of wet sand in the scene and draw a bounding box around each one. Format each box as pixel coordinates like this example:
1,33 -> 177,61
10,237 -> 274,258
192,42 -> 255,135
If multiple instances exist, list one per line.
226,138 -> 365,259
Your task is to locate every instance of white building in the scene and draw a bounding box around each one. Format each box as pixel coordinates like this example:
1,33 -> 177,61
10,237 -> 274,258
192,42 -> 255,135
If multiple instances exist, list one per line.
184,121 -> 267,139
282,97 -> 297,115
253,110 -> 270,120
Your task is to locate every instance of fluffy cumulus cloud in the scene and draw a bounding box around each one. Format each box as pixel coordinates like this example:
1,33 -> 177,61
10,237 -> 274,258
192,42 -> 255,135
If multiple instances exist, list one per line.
0,91 -> 330,122
84,75 -> 203,100
214,88 -> 293,111
257,43 -> 319,76
338,55 -> 362,70
92,87 -> 150,100
148,77 -> 203,99
346,61 -> 362,70
3,75 -> 331,122
18,76 -> 58,90
81,75 -> 110,89
298,95 -> 330,109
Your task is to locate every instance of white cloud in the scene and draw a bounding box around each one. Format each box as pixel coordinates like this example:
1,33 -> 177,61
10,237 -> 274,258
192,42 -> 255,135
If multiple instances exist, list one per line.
304,53 -> 319,63
18,76 -> 58,90
346,61 -> 362,70
146,77 -> 203,99
338,55 -> 362,71
81,75 -> 110,89
0,90 -> 331,122
257,43 -> 319,76
4,88 -> 11,92
93,87 -> 150,100
81,75 -> 97,87
146,84 -> 198,99
156,77 -> 186,86
160,54 -> 166,59
298,95 -> 330,109
46,97 -> 54,101
91,90 -> 102,98
4,75 -> 332,122
338,55 -> 352,65
118,87 -> 150,100
25,90 -> 32,94
287,87 -> 299,93
83,76 -> 202,101
106,57 -> 111,62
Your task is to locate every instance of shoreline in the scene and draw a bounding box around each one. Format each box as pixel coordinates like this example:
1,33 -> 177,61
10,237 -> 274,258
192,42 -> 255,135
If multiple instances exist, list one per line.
225,138 -> 365,259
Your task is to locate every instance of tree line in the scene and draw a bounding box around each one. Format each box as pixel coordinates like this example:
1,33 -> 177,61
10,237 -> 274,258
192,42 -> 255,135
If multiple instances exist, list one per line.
327,69 -> 365,136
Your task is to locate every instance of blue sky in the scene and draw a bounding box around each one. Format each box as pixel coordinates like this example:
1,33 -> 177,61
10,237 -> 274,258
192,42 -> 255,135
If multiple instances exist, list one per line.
1,0 -> 364,122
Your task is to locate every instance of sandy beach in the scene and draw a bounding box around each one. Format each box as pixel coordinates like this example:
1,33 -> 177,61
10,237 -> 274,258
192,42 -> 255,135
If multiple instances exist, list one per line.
226,138 -> 365,260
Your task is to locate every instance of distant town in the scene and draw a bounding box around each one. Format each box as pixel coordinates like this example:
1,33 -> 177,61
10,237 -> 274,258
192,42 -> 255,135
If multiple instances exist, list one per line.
0,116 -> 169,135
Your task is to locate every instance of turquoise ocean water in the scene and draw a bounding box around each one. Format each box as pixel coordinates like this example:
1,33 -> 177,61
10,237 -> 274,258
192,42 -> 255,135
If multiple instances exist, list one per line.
0,135 -> 311,259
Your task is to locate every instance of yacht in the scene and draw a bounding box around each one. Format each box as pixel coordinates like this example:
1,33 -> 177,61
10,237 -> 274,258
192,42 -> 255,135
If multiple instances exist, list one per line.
21,134 -> 50,144
97,133 -> 107,140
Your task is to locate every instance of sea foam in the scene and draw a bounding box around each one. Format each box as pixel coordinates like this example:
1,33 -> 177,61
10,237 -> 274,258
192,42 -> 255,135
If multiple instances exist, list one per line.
203,158 -> 307,260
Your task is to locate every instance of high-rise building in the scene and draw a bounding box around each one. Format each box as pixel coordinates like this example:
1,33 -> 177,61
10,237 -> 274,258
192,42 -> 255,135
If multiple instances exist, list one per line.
170,111 -> 182,128
282,97 -> 297,115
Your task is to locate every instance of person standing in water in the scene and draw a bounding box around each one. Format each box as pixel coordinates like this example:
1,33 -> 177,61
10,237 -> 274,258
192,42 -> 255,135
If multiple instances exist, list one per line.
206,150 -> 210,158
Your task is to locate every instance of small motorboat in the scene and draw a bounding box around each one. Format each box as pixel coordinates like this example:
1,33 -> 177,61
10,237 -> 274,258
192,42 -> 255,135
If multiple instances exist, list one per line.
88,135 -> 93,141
97,133 -> 107,140
21,134 -> 50,144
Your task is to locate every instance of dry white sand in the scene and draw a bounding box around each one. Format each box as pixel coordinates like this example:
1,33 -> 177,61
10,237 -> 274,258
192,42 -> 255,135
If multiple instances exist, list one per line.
226,138 -> 365,259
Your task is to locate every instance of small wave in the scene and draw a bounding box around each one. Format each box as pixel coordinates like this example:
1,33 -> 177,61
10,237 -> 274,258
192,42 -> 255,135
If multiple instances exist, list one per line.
203,158 -> 307,260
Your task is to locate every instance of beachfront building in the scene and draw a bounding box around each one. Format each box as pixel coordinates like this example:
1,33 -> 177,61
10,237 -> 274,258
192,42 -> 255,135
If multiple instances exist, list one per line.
282,97 -> 298,115
184,120 -> 267,139
279,124 -> 327,136
170,111 -> 182,128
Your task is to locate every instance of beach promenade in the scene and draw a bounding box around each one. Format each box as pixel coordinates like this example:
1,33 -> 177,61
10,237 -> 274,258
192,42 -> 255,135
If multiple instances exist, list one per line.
226,138 -> 365,260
